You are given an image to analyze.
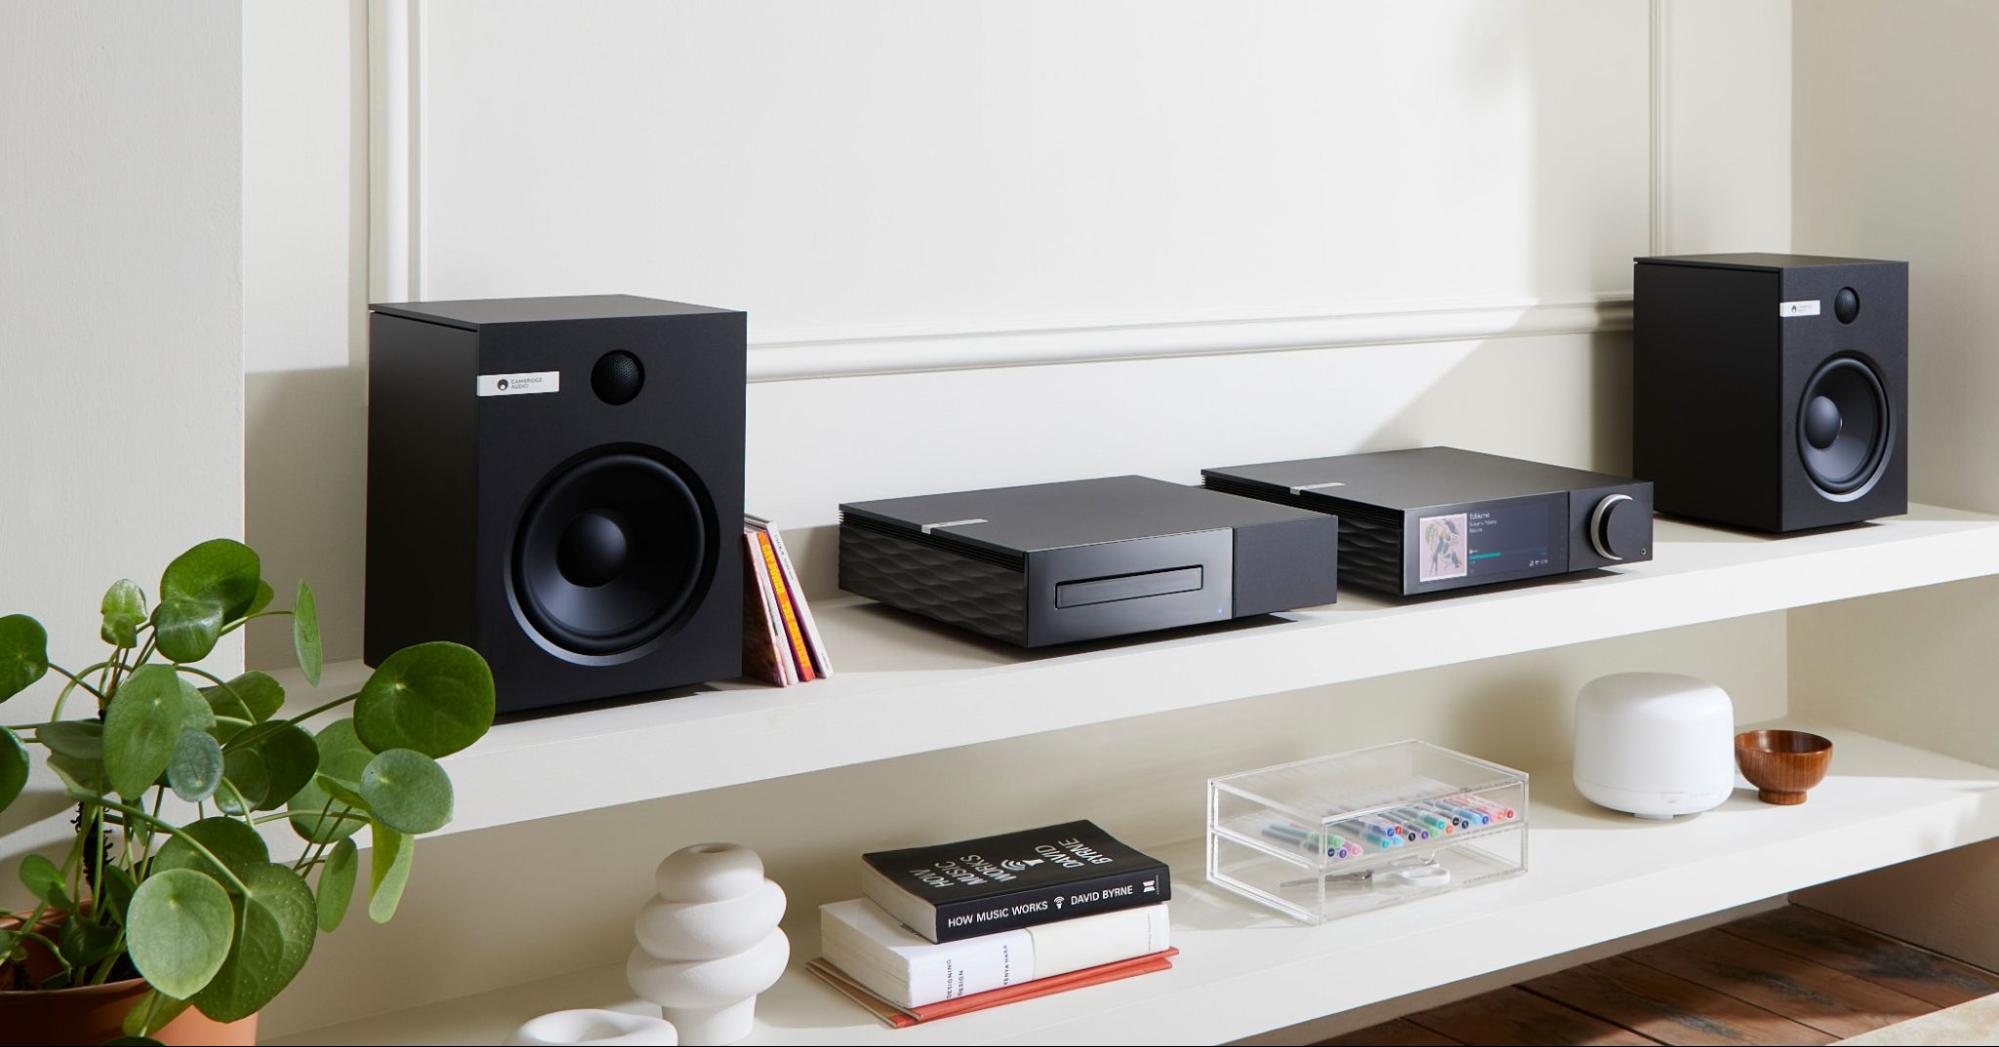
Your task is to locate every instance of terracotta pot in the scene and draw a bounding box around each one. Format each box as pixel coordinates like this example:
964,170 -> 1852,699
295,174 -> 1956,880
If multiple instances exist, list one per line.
1735,728 -> 1834,805
0,913 -> 257,1046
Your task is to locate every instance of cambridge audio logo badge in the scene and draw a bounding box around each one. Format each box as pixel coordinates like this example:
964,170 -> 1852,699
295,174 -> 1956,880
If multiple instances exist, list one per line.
477,370 -> 561,396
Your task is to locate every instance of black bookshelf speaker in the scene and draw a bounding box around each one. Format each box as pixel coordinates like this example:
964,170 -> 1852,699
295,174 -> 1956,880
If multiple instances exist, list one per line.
365,295 -> 745,714
1634,254 -> 1908,533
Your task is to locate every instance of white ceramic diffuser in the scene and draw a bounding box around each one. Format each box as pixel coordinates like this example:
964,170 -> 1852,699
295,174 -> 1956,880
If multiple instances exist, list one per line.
1573,672 -> 1735,819
626,843 -> 789,1046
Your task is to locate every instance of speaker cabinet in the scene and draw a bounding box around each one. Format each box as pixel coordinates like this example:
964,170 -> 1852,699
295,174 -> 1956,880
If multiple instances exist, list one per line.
366,295 -> 745,714
1634,253 -> 1907,532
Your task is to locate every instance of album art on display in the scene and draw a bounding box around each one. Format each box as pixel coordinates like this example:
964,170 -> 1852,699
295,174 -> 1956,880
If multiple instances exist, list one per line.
1204,447 -> 1653,597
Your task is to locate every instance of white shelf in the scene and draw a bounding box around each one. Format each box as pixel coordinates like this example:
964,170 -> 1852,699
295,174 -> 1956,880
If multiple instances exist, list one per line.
272,505 -> 1999,842
272,722 -> 1999,1045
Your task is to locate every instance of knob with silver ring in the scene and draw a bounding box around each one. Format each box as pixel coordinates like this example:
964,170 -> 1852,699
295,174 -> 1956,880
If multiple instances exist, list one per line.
1589,493 -> 1644,561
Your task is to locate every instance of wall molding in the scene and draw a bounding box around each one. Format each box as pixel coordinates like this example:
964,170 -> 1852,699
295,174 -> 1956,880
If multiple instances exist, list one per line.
367,0 -> 419,303
1649,0 -> 1672,256
746,295 -> 1633,383
368,6 -> 1654,382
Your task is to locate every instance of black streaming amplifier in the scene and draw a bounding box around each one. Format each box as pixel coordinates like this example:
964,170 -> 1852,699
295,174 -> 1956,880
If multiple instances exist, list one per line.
1202,447 -> 1652,597
839,476 -> 1339,646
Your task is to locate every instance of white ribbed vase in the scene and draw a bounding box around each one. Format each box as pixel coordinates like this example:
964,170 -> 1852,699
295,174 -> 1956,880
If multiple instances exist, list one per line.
626,843 -> 789,1046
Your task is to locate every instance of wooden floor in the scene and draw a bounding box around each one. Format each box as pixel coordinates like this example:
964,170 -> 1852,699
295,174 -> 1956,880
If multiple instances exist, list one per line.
1321,906 -> 1999,1046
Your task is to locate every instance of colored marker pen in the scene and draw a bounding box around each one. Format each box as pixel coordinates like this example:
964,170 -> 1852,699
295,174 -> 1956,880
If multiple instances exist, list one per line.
1459,795 -> 1517,820
1417,801 -> 1470,829
1334,819 -> 1402,848
1394,806 -> 1453,834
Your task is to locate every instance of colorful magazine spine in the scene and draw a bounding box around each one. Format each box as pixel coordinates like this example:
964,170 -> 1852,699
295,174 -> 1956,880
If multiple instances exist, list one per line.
765,525 -> 832,677
756,530 -> 816,683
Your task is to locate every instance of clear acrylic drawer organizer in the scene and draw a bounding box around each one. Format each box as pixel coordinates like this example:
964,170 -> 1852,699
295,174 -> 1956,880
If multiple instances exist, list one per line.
1207,740 -> 1528,923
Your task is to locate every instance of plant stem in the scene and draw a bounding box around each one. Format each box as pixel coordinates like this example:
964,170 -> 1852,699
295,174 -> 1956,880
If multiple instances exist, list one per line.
82,799 -> 252,895
46,659 -> 120,720
219,609 -> 293,636
251,809 -> 367,826
215,779 -> 257,827
223,690 -> 360,752
43,663 -> 109,706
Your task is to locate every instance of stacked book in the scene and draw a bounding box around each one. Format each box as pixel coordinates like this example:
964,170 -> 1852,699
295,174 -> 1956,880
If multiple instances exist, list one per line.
810,821 -> 1175,1028
742,515 -> 831,685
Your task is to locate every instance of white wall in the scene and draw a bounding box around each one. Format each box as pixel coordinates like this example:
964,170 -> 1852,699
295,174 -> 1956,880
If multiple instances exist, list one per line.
0,6 -> 246,887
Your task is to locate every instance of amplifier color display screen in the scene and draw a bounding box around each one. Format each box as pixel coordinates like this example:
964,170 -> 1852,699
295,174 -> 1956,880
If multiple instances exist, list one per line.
1418,504 -> 1552,583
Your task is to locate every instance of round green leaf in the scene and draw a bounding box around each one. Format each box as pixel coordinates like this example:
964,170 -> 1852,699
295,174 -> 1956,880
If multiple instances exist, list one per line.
167,729 -> 224,803
0,614 -> 49,703
191,863 -> 315,1022
286,719 -> 373,844
104,666 -> 201,798
245,722 -> 318,811
315,771 -> 368,808
59,913 -> 121,968
316,838 -> 358,932
101,579 -> 148,648
247,580 -> 276,617
151,598 -> 225,664
200,671 -> 284,724
100,864 -> 138,922
126,869 -> 234,999
38,719 -> 105,759
218,748 -> 270,815
160,539 -> 262,624
46,751 -> 108,795
292,582 -> 322,687
358,749 -> 453,834
152,817 -> 270,884
0,726 -> 26,812
367,823 -> 414,923
124,989 -> 191,1038
353,642 -> 494,758
20,853 -> 71,909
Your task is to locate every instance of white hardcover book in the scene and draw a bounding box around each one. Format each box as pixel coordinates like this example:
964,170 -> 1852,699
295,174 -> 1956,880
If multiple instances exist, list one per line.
743,529 -> 795,686
818,898 -> 1169,1008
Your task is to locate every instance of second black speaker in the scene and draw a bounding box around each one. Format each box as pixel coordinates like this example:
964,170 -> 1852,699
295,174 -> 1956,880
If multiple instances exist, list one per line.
365,295 -> 745,714
1634,253 -> 1907,532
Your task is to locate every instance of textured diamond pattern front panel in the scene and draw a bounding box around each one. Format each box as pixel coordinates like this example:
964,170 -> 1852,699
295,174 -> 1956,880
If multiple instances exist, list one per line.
1336,512 -> 1405,594
840,524 -> 1029,645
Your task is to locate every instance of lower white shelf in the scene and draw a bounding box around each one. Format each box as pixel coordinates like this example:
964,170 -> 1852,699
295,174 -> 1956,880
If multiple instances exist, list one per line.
273,721 -> 1999,1046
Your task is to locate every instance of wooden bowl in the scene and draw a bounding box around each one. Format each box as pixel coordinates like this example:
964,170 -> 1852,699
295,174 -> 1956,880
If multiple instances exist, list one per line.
1735,729 -> 1834,805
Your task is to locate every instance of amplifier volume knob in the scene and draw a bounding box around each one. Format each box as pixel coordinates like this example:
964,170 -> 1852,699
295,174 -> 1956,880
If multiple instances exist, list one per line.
1589,493 -> 1643,561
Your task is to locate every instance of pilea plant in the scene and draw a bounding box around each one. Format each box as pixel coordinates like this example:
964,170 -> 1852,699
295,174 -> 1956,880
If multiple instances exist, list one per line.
0,538 -> 495,1038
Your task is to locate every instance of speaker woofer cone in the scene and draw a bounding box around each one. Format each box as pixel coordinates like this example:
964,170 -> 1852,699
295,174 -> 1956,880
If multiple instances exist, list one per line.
1797,356 -> 1891,499
511,450 -> 714,656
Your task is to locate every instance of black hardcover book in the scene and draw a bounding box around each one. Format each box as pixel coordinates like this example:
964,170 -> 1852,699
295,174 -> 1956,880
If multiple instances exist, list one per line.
860,820 -> 1171,943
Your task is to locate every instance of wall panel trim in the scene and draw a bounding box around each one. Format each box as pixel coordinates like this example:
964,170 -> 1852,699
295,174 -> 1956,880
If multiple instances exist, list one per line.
745,295 -> 1633,383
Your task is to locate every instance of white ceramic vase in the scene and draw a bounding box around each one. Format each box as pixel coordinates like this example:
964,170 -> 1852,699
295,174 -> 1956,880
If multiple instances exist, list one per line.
626,843 -> 789,1046
505,1008 -> 678,1046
